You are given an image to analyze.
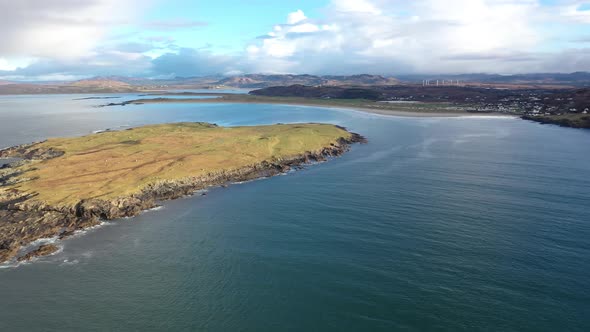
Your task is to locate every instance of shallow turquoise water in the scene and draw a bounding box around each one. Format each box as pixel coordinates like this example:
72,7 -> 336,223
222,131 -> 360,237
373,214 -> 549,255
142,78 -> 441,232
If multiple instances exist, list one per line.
0,95 -> 589,331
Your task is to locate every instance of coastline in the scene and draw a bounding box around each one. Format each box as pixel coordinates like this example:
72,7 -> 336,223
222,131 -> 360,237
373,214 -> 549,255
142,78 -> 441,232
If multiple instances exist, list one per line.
521,114 -> 590,129
101,96 -> 514,118
0,126 -> 365,264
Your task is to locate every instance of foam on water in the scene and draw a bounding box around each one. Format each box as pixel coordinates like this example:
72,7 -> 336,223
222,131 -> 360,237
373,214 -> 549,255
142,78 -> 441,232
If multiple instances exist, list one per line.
59,259 -> 79,266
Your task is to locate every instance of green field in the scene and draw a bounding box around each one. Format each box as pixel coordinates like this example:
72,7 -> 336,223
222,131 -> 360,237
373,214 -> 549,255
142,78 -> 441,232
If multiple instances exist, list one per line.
1,122 -> 354,206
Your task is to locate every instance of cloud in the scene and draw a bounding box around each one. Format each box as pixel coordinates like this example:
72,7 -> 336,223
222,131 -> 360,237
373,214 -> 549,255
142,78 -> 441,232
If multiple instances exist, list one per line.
332,0 -> 382,14
1,0 -> 590,79
0,58 -> 18,71
151,48 -> 238,77
243,0 -> 590,74
0,0 -> 147,59
287,10 -> 307,24
109,42 -> 157,53
442,52 -> 540,62
0,46 -> 243,80
0,50 -> 153,80
558,1 -> 590,23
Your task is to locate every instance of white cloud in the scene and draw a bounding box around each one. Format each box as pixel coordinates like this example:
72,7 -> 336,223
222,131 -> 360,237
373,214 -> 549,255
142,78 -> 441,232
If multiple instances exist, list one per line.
0,0 -> 148,59
290,23 -> 321,33
2,0 -> 590,78
243,0 -> 590,74
287,10 -> 307,24
247,9 -> 344,69
559,2 -> 590,23
332,0 -> 382,14
0,58 -> 17,71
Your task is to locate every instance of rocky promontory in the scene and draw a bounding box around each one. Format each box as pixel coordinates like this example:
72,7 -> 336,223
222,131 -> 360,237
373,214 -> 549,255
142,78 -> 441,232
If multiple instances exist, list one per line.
0,122 -> 365,263
522,114 -> 590,129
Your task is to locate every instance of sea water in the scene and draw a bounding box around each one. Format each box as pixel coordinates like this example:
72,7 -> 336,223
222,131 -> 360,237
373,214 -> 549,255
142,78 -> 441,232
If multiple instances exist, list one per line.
0,94 -> 589,331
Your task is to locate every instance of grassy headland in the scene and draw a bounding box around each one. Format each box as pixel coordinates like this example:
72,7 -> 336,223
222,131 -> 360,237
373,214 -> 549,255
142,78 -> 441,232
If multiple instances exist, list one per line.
0,122 -> 364,263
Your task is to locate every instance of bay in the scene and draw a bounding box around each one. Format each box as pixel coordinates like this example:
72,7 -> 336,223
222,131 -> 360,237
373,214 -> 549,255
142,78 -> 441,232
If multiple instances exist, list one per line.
0,94 -> 589,331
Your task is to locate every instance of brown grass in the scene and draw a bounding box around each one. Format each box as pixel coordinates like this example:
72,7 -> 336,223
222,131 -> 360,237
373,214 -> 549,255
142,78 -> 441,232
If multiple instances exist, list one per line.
5,122 -> 353,205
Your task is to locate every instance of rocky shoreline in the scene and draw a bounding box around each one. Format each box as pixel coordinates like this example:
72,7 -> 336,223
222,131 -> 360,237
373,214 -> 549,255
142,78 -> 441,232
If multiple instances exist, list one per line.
0,131 -> 366,264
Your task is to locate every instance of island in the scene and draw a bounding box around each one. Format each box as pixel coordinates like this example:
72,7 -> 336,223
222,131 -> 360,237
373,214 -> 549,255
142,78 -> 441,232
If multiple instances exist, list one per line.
0,122 -> 365,263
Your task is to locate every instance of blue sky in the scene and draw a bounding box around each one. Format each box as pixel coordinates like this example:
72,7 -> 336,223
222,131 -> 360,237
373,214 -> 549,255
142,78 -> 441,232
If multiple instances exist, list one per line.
134,0 -> 330,53
1,0 -> 590,80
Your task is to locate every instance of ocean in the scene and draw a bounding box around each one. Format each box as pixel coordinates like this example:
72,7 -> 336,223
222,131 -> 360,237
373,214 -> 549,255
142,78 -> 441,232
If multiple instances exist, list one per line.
0,94 -> 589,331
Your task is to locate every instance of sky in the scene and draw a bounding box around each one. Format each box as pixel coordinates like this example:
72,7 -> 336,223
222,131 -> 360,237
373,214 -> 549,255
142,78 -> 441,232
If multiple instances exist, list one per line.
1,0 -> 590,80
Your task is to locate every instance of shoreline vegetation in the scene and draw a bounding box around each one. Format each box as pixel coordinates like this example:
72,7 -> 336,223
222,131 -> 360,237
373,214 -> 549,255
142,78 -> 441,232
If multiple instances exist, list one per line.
521,114 -> 590,129
0,122 -> 365,264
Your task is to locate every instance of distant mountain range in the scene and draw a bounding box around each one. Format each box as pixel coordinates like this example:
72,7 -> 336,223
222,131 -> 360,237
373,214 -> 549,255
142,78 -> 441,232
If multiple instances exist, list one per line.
396,72 -> 590,87
0,78 -> 140,94
0,74 -> 399,94
0,72 -> 589,94
215,74 -> 400,88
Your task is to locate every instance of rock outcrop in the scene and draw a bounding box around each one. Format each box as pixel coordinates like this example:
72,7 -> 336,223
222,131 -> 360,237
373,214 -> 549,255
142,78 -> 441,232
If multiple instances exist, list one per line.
17,244 -> 60,262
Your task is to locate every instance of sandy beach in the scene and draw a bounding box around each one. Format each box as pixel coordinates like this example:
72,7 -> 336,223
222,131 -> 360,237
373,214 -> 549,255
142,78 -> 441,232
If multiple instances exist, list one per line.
109,95 -> 515,118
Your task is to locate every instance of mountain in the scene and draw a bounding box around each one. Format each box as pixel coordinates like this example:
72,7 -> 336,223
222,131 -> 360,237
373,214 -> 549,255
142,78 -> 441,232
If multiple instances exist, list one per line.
1,72 -> 588,95
397,72 -> 590,87
250,84 -> 386,100
216,74 -> 399,88
216,74 -> 324,88
0,78 -> 140,94
321,74 -> 399,86
69,78 -> 133,89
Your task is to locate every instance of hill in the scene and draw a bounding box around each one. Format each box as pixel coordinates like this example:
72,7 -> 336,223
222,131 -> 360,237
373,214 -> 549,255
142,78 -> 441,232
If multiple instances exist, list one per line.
216,74 -> 398,88
397,72 -> 590,88
69,78 -> 133,89
1,72 -> 589,94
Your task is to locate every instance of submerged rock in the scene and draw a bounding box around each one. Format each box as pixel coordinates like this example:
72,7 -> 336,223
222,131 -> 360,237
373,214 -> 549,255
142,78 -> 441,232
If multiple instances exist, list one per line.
17,244 -> 60,262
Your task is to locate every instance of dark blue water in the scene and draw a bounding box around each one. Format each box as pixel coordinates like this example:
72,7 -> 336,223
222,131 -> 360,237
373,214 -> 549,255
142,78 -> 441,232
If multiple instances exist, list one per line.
0,94 -> 589,331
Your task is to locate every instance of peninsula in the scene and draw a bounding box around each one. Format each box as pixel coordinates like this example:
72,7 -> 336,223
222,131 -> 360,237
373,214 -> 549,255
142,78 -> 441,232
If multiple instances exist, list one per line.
0,122 -> 365,263
101,84 -> 590,127
100,94 -> 497,117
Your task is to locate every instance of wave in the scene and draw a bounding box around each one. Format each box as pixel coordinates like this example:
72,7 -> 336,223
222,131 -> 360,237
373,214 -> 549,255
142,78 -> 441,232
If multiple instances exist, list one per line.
91,124 -> 132,134
59,259 -> 79,266
0,243 -> 64,269
68,220 -> 113,236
